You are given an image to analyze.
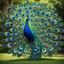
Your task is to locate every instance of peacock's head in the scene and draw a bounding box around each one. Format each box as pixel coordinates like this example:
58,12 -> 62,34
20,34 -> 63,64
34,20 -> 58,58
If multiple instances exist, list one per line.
26,14 -> 30,22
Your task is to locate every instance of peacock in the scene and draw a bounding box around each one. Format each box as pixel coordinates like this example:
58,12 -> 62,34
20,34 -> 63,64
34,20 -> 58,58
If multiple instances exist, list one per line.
0,2 -> 64,60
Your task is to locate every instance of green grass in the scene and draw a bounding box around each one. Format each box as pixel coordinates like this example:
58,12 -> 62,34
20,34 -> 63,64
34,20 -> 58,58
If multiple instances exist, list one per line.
0,59 -> 64,64
0,53 -> 64,64
0,53 -> 64,61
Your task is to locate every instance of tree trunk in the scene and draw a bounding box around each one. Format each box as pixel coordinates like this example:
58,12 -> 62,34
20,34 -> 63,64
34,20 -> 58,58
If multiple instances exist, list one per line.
0,0 -> 12,13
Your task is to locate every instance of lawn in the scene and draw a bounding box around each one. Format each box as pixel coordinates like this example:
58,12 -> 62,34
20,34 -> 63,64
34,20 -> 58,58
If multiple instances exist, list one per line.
0,59 -> 64,64
0,53 -> 64,64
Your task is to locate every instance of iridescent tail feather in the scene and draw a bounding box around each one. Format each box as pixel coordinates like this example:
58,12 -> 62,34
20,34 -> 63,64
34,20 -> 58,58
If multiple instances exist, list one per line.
0,2 -> 64,59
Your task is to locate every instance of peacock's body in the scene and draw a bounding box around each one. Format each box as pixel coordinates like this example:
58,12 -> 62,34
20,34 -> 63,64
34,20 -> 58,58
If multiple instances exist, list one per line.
24,18 -> 34,42
0,2 -> 64,60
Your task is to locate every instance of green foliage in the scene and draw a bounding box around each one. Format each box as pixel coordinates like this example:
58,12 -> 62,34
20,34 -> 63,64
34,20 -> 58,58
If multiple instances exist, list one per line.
0,59 -> 64,64
50,0 -> 64,18
35,0 -> 40,2
49,0 -> 61,4
0,10 -> 3,21
48,0 -> 64,22
0,0 -> 9,4
12,0 -> 26,4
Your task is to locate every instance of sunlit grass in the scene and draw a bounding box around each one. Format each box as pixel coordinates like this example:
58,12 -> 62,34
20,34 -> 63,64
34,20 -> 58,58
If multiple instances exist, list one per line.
0,58 -> 64,64
0,53 -> 29,61
0,53 -> 64,61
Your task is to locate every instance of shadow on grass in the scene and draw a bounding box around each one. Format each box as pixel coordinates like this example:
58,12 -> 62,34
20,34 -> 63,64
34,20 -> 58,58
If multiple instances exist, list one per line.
0,59 -> 64,64
11,58 -> 54,61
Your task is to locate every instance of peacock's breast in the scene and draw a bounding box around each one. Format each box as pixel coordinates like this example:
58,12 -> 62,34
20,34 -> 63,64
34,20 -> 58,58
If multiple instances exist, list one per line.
24,20 -> 34,42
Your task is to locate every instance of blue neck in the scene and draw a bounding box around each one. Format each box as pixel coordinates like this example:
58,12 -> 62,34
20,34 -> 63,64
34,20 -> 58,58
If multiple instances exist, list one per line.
23,18 -> 34,42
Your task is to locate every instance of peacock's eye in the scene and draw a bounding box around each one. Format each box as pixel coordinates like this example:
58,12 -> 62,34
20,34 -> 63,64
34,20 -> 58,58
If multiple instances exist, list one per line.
47,33 -> 52,37
11,16 -> 16,20
41,18 -> 44,22
41,12 -> 45,16
10,9 -> 14,13
3,44 -> 7,48
26,10 -> 29,14
3,19 -> 7,22
22,14 -> 25,18
7,43 -> 13,48
9,23 -> 14,27
18,9 -> 22,13
36,11 -> 40,15
5,32 -> 10,36
1,25 -> 5,28
33,9 -> 36,13
48,18 -> 52,22
20,4 -> 24,7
